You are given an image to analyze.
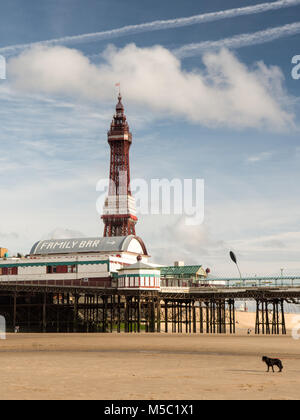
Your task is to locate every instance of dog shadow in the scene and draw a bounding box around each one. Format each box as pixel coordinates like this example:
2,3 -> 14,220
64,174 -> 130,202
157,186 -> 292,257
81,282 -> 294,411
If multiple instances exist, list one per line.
226,369 -> 265,374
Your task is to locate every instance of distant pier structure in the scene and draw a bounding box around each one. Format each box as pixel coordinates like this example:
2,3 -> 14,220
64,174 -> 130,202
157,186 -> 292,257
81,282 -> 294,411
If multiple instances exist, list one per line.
0,95 -> 299,333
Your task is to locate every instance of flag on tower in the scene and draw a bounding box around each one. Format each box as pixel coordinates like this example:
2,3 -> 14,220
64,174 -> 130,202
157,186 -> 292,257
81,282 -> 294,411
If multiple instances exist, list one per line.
115,82 -> 121,95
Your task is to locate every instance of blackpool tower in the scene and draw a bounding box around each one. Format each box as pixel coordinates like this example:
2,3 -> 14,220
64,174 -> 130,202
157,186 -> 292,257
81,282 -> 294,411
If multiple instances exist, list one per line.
101,93 -> 138,237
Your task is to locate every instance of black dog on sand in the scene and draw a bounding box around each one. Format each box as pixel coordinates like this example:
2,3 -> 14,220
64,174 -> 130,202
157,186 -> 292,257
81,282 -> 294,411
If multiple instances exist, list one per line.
262,356 -> 283,372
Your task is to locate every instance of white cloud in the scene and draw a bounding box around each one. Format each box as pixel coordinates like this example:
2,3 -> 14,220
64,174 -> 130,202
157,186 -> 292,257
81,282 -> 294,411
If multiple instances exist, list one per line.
247,151 -> 273,163
8,44 -> 293,130
43,228 -> 85,240
233,231 -> 300,252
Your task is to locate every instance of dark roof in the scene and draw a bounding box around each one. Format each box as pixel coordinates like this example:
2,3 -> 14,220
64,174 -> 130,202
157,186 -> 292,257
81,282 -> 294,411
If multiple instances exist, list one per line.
30,235 -> 148,256
160,265 -> 203,277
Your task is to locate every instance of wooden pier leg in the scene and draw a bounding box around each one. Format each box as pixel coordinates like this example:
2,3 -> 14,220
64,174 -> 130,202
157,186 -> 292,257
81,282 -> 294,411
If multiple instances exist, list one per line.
145,299 -> 148,333
217,301 -> 221,334
156,298 -> 161,333
56,295 -> 59,333
262,300 -> 265,335
175,300 -> 181,333
117,295 -> 121,333
132,297 -> 135,333
66,293 -> 70,333
229,300 -> 232,334
175,301 -> 178,333
13,292 -> 17,332
271,301 -> 275,334
223,301 -> 227,333
43,292 -> 47,333
134,297 -> 137,333
175,301 -> 178,334
179,301 -> 182,333
265,301 -> 270,335
192,301 -> 196,333
146,299 -> 149,333
89,295 -> 92,332
177,300 -> 182,333
150,299 -> 155,333
129,297 -> 134,333
232,300 -> 236,334
200,302 -> 204,334
206,302 -> 210,334
212,302 -> 216,334
125,297 -> 129,333
127,297 -> 131,333
171,301 -> 173,333
188,302 -> 192,334
221,301 -> 225,334
85,295 -> 88,333
276,300 -> 280,335
185,301 -> 187,334
95,295 -> 98,332
83,295 -> 86,332
103,296 -> 108,333
178,301 -> 181,333
180,301 -> 182,333
95,295 -> 99,332
255,300 -> 260,335
73,294 -> 78,333
110,295 -> 113,333
164,300 -> 168,333
129,297 -> 132,333
137,296 -> 141,333
216,302 -> 219,334
281,299 -> 286,335
95,295 -> 98,331
219,301 -> 223,334
185,302 -> 188,333
133,297 -> 136,333
209,302 -> 212,334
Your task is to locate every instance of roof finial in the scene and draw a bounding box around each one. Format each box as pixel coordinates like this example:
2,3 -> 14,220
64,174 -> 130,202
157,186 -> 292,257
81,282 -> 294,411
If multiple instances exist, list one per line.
115,83 -> 124,114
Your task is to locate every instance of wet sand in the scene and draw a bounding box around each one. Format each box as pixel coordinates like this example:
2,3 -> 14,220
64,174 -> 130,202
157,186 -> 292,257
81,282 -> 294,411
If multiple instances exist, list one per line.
0,313 -> 299,400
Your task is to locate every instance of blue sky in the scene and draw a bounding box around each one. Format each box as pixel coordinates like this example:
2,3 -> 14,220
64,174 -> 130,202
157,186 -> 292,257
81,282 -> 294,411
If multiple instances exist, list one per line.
0,0 -> 300,276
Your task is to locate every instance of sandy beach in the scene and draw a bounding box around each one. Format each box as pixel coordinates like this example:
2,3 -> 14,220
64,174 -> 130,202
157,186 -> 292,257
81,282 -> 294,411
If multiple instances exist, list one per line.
0,312 -> 299,400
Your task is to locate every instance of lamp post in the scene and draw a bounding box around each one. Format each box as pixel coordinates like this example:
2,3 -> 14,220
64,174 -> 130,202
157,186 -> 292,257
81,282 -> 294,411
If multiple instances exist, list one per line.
229,251 -> 247,312
280,267 -> 284,286
230,251 -> 242,279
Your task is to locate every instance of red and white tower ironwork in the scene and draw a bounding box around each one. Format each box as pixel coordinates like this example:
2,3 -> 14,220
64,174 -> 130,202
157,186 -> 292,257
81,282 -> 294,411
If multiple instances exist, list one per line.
102,93 -> 137,237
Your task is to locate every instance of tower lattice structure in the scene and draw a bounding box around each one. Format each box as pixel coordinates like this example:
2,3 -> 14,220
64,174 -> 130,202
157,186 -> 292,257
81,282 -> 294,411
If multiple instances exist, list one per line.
102,94 -> 137,237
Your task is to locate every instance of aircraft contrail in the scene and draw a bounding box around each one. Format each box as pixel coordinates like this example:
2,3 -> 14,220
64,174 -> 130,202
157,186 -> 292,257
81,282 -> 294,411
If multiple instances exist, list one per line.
173,21 -> 300,58
0,0 -> 299,56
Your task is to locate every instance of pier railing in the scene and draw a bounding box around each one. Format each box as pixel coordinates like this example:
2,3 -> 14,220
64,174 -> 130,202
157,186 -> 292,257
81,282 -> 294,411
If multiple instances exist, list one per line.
0,276 -> 300,291
203,276 -> 300,288
161,276 -> 300,289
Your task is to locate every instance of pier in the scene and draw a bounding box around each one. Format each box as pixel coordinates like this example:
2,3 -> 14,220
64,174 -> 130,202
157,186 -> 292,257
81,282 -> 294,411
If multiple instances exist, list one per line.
0,277 -> 299,334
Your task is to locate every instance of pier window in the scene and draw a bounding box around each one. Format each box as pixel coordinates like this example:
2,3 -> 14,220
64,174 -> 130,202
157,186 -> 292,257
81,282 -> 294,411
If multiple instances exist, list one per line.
1,267 -> 18,275
67,265 -> 76,273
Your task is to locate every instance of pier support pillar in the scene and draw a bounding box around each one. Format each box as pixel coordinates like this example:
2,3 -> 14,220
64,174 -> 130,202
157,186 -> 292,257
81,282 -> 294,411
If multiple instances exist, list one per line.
256,299 -> 286,335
